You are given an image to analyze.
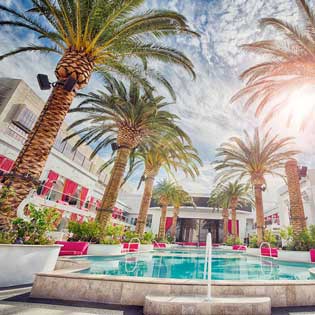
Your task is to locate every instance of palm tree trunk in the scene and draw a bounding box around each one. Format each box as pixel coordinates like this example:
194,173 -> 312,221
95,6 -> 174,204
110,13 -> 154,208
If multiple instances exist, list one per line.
285,159 -> 307,235
96,147 -> 131,230
230,197 -> 238,241
254,184 -> 264,244
158,204 -> 168,240
0,49 -> 94,229
135,173 -> 157,236
222,208 -> 229,243
170,207 -> 179,240
231,207 -> 237,240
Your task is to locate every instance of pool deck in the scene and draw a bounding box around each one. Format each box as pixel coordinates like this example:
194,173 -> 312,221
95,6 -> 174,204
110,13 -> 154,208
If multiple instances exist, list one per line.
2,286 -> 315,315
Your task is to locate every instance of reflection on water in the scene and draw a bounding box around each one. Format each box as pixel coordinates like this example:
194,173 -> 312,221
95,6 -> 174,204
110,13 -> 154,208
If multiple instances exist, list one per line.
78,252 -> 312,281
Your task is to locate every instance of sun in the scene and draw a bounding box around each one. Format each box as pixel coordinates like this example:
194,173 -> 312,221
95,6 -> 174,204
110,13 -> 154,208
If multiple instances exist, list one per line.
284,85 -> 315,130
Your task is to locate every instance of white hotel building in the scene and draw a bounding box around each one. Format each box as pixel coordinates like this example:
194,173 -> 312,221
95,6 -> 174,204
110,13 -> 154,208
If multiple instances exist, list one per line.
264,169 -> 315,234
0,77 -> 255,241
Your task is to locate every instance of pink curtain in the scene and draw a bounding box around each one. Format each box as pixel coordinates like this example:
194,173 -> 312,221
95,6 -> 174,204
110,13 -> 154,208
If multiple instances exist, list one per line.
88,196 -> 95,210
0,155 -> 14,172
112,206 -> 123,219
228,220 -> 239,236
165,217 -> 173,232
79,187 -> 89,209
61,179 -> 78,202
41,170 -> 59,196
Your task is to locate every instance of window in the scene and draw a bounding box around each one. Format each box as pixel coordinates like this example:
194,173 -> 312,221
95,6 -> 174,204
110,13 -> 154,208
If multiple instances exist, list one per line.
146,215 -> 153,228
5,123 -> 28,143
83,158 -> 92,172
12,105 -> 37,133
53,134 -> 66,153
73,150 -> 85,166
63,142 -> 75,160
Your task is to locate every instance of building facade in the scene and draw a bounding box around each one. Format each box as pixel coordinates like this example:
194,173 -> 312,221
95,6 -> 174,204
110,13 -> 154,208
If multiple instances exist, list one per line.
0,77 -> 135,226
264,169 -> 315,234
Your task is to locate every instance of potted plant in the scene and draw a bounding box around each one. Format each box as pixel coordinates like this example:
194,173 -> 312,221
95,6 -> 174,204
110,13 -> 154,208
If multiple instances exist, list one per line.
0,203 -> 62,287
140,232 -> 155,251
88,224 -> 124,256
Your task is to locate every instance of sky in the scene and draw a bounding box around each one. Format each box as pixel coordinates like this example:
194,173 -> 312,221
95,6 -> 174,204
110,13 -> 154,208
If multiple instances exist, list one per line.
1,0 -> 315,209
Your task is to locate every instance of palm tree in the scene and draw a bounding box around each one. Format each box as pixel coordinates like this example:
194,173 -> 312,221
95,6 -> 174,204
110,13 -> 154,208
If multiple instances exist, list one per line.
0,0 -> 199,219
213,128 -> 298,243
209,185 -> 230,243
211,181 -> 252,241
231,0 -> 315,129
66,78 -> 188,229
153,179 -> 176,240
128,140 -> 201,236
170,185 -> 193,240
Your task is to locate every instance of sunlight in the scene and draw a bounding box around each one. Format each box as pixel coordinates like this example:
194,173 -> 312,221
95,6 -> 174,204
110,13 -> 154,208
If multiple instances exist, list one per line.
285,85 -> 315,129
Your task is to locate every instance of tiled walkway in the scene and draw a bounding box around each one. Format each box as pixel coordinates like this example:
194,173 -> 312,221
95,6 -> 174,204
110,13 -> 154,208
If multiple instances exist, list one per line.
2,287 -> 315,315
0,288 -> 143,315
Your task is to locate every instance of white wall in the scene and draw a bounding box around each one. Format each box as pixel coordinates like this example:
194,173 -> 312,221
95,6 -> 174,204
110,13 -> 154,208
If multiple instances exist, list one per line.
148,206 -> 253,240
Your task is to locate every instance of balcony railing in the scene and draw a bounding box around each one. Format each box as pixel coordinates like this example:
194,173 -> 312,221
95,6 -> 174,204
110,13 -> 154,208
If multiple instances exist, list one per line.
36,187 -> 129,224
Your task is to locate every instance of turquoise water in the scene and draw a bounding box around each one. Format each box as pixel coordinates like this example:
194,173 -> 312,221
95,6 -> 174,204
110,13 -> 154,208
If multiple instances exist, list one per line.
76,250 -> 314,281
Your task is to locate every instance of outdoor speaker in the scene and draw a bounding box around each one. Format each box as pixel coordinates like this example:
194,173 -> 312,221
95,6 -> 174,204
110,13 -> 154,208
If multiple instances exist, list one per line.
63,77 -> 77,92
37,74 -> 51,90
300,166 -> 308,178
111,143 -> 119,151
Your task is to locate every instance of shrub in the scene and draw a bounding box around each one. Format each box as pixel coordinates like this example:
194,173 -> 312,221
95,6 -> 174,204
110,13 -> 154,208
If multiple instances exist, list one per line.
263,230 -> 277,247
68,221 -> 101,242
225,234 -> 241,246
100,225 -> 124,245
123,230 -> 139,243
249,234 -> 259,248
142,231 -> 155,244
0,204 -> 60,245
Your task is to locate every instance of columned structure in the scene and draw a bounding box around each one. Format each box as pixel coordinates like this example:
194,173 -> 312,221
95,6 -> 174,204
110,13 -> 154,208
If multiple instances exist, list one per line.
285,159 -> 307,235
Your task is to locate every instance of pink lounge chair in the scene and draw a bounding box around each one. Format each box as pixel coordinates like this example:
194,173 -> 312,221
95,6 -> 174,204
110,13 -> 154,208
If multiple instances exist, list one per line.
212,243 -> 221,247
183,242 -> 198,247
122,243 -> 139,253
153,242 -> 167,249
55,241 -> 89,256
199,242 -> 206,247
232,245 -> 247,251
260,247 -> 278,257
310,249 -> 315,262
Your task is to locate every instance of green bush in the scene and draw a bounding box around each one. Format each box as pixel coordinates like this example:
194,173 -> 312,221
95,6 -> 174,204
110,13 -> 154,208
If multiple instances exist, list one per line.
279,225 -> 315,251
249,234 -> 259,248
263,230 -> 277,247
225,234 -> 242,246
142,231 -> 155,244
123,230 -> 139,243
0,204 -> 60,245
68,221 -> 101,242
100,225 -> 124,245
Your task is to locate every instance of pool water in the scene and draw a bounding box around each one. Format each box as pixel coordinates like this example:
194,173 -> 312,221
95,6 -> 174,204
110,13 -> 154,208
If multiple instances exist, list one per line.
76,250 -> 314,281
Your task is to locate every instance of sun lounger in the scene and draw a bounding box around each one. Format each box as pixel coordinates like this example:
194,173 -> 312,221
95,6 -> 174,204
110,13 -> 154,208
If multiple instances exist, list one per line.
55,241 -> 89,256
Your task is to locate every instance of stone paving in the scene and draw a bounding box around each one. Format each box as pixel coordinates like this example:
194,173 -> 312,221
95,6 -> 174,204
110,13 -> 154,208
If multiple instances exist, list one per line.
0,288 -> 143,315
2,286 -> 315,315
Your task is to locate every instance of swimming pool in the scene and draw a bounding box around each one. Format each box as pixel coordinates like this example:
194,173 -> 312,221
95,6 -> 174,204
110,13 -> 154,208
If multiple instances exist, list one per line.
76,250 -> 314,281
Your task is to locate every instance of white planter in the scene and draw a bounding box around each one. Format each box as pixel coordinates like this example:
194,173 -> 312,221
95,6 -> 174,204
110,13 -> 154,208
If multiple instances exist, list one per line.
278,250 -> 311,263
87,244 -> 122,256
139,244 -> 154,252
0,244 -> 61,288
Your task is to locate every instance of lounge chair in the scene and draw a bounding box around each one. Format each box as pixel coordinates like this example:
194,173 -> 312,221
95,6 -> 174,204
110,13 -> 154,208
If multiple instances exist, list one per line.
122,243 -> 139,253
55,241 -> 89,256
260,247 -> 278,257
153,242 -> 167,249
232,245 -> 247,251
